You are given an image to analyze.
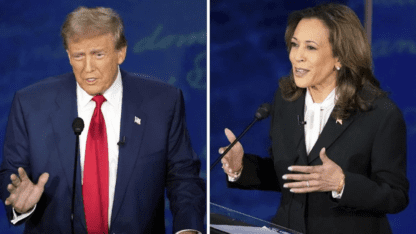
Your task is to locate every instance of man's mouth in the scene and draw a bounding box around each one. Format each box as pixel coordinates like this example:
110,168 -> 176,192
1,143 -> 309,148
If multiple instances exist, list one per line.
86,78 -> 97,83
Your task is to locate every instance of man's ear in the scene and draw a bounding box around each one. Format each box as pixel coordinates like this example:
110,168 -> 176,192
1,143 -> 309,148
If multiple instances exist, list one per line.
117,46 -> 127,65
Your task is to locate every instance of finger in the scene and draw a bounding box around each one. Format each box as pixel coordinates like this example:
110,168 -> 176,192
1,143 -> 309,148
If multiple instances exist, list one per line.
283,173 -> 318,181
319,148 -> 330,163
7,184 -> 16,193
221,157 -> 229,166
224,168 -> 238,178
37,173 -> 49,188
10,174 -> 21,187
287,165 -> 318,174
18,167 -> 29,182
222,163 -> 236,177
5,197 -> 12,206
220,156 -> 227,163
289,187 -> 318,193
224,128 -> 237,144
283,180 -> 317,189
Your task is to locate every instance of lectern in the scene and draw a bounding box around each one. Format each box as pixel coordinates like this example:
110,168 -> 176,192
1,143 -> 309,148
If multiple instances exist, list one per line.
210,203 -> 302,234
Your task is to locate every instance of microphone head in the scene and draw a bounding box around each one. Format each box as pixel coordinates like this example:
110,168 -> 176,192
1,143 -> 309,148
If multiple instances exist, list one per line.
255,103 -> 271,120
72,117 -> 84,136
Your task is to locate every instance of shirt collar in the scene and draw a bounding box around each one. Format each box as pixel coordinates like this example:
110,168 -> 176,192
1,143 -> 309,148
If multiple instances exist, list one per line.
305,87 -> 337,110
76,67 -> 122,109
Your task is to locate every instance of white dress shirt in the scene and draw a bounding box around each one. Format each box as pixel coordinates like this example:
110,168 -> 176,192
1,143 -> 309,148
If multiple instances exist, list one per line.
304,87 -> 336,155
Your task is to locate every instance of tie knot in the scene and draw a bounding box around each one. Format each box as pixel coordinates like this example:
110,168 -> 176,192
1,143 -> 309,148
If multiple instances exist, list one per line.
92,95 -> 106,108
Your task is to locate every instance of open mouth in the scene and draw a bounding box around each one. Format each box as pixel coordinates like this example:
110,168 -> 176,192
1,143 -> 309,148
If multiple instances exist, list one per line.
294,68 -> 309,77
86,78 -> 97,83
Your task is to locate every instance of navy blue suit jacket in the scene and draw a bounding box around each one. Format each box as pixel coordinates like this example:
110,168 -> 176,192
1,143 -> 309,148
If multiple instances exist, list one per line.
0,70 -> 205,233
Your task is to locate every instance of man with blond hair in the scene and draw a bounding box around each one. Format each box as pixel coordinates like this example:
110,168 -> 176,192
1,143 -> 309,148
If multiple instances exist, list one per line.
0,7 -> 205,234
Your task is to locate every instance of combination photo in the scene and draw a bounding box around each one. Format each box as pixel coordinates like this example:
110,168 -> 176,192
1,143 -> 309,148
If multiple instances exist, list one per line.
0,0 -> 414,233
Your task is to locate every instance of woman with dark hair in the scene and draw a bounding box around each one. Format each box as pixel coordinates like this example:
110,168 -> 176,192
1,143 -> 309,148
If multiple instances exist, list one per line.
220,4 -> 409,234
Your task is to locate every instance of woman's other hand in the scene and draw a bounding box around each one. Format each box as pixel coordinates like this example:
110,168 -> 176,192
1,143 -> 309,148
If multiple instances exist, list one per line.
219,128 -> 244,179
283,148 -> 345,193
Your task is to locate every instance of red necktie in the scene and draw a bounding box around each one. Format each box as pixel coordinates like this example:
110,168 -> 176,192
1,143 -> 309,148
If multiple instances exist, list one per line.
83,95 -> 109,234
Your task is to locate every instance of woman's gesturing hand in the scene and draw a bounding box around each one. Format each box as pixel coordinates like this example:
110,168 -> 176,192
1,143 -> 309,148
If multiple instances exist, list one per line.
283,148 -> 345,193
219,128 -> 244,179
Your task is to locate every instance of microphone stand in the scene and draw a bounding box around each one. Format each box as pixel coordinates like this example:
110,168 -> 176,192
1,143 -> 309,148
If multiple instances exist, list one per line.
71,117 -> 83,234
72,134 -> 80,234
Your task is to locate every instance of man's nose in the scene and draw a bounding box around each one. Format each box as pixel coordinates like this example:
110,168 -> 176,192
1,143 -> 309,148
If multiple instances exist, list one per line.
84,56 -> 95,72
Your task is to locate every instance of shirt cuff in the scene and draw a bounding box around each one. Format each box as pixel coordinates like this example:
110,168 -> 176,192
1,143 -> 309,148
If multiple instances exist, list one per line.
332,184 -> 345,199
11,204 -> 36,225
175,229 -> 201,234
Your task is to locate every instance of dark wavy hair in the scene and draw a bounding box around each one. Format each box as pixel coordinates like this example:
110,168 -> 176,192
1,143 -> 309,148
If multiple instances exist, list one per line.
280,3 -> 386,120
61,6 -> 127,50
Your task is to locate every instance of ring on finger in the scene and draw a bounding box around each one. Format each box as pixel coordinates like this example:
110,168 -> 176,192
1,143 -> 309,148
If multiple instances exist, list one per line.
306,181 -> 310,188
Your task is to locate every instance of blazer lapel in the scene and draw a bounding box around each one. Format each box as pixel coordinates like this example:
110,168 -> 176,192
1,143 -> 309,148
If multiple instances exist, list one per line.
292,91 -> 308,166
48,75 -> 87,231
111,73 -> 148,225
307,113 -> 356,164
285,90 -> 308,232
49,75 -> 77,195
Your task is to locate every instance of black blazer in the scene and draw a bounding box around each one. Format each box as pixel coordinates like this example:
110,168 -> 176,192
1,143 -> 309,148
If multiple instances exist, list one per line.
229,88 -> 409,234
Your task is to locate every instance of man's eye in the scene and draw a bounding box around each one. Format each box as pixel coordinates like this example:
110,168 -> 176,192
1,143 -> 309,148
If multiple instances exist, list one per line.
73,55 -> 83,60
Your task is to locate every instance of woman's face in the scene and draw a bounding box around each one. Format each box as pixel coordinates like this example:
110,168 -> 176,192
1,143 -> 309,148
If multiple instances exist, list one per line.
289,18 -> 340,91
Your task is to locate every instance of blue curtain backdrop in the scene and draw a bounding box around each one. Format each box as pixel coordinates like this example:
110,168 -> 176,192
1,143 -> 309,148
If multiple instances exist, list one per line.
0,0 -> 206,233
210,0 -> 416,233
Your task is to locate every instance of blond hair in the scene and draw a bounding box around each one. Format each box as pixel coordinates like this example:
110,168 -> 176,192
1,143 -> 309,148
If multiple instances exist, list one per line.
61,6 -> 127,50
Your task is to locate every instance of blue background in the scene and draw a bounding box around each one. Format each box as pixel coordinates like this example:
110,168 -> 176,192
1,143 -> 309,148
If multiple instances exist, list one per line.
0,0 -> 206,233
210,0 -> 416,233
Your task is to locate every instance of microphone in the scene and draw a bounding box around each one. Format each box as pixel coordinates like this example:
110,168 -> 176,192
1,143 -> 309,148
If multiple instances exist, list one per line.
117,136 -> 126,146
210,103 -> 271,171
297,115 -> 307,125
72,118 -> 84,136
71,117 -> 84,234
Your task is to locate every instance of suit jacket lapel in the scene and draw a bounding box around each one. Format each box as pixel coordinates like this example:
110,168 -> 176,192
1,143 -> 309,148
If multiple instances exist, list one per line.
307,113 -> 356,164
49,75 -> 87,231
293,91 -> 308,166
111,72 -> 147,225
50,75 -> 77,195
284,90 -> 307,232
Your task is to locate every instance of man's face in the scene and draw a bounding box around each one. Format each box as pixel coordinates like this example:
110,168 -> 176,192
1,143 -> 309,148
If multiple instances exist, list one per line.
66,33 -> 127,96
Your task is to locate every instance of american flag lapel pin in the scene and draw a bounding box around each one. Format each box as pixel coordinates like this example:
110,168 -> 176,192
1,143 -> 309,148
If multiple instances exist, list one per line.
134,116 -> 141,125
